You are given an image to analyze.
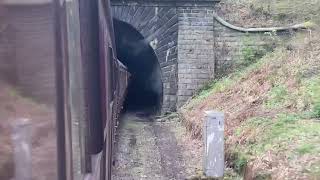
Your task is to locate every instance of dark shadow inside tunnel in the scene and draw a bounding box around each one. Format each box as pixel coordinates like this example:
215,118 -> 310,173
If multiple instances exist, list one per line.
113,19 -> 163,115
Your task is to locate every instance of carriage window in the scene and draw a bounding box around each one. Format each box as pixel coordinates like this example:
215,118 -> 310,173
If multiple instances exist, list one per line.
0,2 -> 58,180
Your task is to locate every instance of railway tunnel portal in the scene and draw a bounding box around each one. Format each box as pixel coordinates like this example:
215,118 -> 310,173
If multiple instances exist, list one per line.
114,19 -> 163,114
112,0 -> 218,113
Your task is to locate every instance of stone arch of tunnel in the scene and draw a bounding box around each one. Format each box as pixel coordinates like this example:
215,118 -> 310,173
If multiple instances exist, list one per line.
113,19 -> 163,114
112,5 -> 179,113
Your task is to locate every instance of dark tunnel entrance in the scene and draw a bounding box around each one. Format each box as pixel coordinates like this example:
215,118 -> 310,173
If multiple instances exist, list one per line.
113,19 -> 163,115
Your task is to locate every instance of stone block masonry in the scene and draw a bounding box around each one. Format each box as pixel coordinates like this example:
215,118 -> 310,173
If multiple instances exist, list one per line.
212,8 -> 293,77
177,6 -> 215,107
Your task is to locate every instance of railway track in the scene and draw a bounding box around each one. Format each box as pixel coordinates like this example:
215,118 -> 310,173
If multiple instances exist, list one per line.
112,113 -> 202,180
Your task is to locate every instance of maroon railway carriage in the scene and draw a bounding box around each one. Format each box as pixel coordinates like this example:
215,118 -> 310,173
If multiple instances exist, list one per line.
54,0 -> 129,179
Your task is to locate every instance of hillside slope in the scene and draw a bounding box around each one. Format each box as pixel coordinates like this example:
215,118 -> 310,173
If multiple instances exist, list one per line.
216,0 -> 320,28
181,31 -> 320,179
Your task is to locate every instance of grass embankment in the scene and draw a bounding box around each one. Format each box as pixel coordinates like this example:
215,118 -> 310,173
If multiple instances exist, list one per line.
216,0 -> 320,28
181,31 -> 320,179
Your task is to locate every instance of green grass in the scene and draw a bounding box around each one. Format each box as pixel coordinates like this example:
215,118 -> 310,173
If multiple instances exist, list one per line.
229,115 -> 320,179
306,78 -> 320,118
233,152 -> 248,174
296,144 -> 316,155
286,77 -> 320,118
233,113 -> 320,170
186,77 -> 235,110
264,85 -> 288,109
223,168 -> 243,180
249,0 -> 320,25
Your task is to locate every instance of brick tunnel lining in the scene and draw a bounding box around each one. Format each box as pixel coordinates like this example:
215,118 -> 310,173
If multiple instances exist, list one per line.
113,19 -> 163,114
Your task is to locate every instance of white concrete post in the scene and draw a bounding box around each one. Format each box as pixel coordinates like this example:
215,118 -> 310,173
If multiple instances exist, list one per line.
203,111 -> 224,178
11,118 -> 32,180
